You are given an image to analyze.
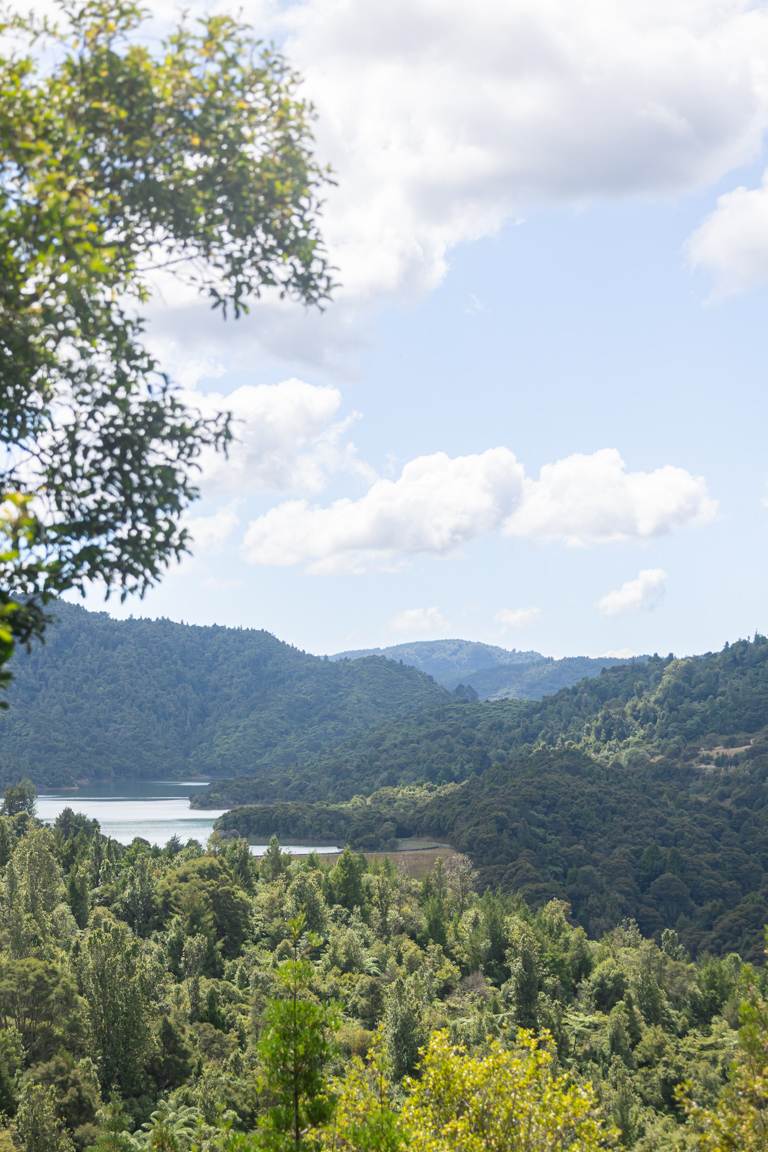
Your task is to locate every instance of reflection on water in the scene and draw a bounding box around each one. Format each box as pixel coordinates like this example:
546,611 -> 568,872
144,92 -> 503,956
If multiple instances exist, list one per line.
38,782 -> 339,854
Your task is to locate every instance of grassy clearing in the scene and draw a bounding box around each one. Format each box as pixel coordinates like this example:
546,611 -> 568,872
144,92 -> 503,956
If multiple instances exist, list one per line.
296,839 -> 459,879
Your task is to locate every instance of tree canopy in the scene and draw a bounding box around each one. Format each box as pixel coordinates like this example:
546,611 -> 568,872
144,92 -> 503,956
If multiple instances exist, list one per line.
0,810 -> 761,1149
0,0 -> 333,684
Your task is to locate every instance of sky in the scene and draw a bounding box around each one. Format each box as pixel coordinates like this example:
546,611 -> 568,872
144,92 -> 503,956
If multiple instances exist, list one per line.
68,0 -> 768,657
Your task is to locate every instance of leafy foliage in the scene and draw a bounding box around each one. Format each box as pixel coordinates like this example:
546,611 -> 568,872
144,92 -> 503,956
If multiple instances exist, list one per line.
400,1029 -> 616,1151
684,949 -> 768,1150
0,0 -> 332,684
0,811 -> 759,1150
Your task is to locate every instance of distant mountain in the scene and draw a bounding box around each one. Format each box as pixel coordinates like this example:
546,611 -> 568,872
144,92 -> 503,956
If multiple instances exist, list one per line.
332,639 -> 537,685
286,638 -> 768,796
331,638 -> 629,699
0,603 -> 448,786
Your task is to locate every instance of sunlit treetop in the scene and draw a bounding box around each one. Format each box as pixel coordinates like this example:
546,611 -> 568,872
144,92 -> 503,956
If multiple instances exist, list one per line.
0,0 -> 334,679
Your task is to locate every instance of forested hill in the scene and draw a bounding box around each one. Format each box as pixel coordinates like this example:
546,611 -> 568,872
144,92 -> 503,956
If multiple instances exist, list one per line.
332,639 -> 539,686
361,635 -> 768,774
506,637 -> 768,758
331,637 -> 627,699
203,634 -> 768,805
0,603 -> 449,786
214,635 -> 768,957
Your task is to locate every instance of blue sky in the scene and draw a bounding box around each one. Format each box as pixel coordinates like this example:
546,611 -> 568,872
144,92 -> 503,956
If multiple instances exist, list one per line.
82,1 -> 768,658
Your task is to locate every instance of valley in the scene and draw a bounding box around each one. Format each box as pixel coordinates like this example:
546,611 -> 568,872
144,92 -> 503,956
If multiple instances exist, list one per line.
5,605 -> 768,959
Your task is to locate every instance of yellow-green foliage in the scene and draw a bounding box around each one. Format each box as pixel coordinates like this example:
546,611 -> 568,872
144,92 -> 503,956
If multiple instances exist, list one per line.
401,1030 -> 617,1152
319,1029 -> 617,1151
316,1032 -> 404,1152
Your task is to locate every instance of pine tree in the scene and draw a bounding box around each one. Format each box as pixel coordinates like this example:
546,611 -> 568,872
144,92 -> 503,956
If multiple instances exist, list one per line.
258,916 -> 337,1149
383,978 -> 426,1082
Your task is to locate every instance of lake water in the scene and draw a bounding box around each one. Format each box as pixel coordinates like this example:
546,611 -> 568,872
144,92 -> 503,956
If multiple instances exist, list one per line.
38,781 -> 340,854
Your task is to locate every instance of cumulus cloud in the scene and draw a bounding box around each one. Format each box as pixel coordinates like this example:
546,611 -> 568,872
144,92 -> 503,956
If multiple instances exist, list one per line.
598,568 -> 668,616
688,170 -> 768,296
185,507 -> 240,552
54,0 -> 768,362
144,274 -> 363,376
496,607 -> 542,629
182,378 -> 368,495
505,449 -> 717,545
156,506 -> 240,584
243,448 -> 524,573
242,447 -> 716,573
389,607 -> 450,637
280,0 -> 768,309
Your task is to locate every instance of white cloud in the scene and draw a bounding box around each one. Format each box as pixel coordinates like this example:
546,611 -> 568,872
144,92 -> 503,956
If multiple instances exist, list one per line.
243,448 -> 524,573
496,607 -> 542,629
185,507 -> 240,552
154,506 -> 240,584
182,377 -> 368,496
688,170 -> 768,296
389,607 -> 450,637
598,568 -> 668,616
278,0 -> 768,314
61,0 -> 768,362
144,276 -> 364,376
505,449 -> 717,545
242,446 -> 716,573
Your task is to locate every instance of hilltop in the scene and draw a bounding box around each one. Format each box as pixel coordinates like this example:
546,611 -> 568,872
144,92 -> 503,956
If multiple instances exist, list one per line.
331,637 -> 628,699
0,603 -> 449,786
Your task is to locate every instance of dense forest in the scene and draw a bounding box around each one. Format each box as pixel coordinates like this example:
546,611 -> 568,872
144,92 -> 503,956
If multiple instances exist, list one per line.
0,605 -> 635,795
12,612 -> 766,803
0,605 -> 448,786
0,793 -> 766,1151
215,744 -> 768,960
211,638 -> 768,959
8,611 -> 768,965
322,638 -> 768,781
188,635 -> 768,804
332,638 -> 628,699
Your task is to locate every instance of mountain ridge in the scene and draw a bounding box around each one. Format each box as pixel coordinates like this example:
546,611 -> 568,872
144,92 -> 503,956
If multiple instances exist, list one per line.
0,602 -> 449,786
331,637 -> 635,699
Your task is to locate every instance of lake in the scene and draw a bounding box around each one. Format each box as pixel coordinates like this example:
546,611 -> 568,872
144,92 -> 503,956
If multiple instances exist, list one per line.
38,780 -> 340,854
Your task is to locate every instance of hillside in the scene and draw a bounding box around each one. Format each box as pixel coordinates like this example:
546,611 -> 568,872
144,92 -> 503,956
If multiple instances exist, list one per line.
214,635 -> 768,955
320,637 -> 768,789
332,637 -> 628,699
0,603 -> 449,786
412,744 -> 768,956
0,606 -> 647,795
197,700 -> 501,803
216,743 -> 768,956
